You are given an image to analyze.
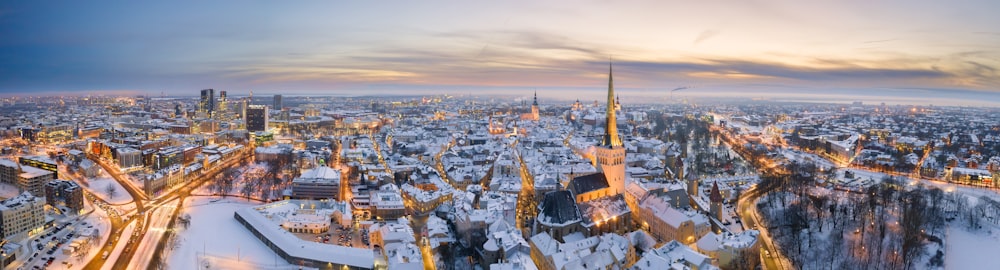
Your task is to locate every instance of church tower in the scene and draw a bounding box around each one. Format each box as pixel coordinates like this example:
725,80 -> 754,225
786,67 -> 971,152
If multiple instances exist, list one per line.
595,63 -> 627,196
531,91 -> 540,120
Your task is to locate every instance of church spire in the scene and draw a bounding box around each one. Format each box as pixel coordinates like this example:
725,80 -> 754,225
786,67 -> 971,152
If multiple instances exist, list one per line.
602,62 -> 622,147
533,90 -> 538,106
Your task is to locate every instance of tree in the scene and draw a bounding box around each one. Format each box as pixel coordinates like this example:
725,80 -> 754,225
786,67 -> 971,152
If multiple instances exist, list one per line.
240,180 -> 255,201
105,183 -> 117,200
900,190 -> 927,269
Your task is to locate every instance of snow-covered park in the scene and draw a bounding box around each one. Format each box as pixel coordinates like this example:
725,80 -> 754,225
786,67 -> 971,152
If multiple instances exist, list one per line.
945,226 -> 1000,270
166,197 -> 297,270
84,177 -> 132,205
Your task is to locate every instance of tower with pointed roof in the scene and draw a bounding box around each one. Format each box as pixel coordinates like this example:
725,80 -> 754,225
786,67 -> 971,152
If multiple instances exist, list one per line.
709,182 -> 723,221
595,63 -> 627,196
531,90 -> 539,120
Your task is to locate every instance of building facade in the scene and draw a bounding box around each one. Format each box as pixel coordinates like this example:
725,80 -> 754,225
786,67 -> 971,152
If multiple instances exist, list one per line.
45,180 -> 84,215
246,105 -> 269,132
0,192 -> 46,242
200,88 -> 215,115
291,167 -> 342,200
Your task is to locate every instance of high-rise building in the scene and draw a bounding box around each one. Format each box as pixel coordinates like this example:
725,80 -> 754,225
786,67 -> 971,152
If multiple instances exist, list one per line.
200,89 -> 215,115
273,94 -> 282,110
246,104 -> 269,132
595,63 -> 626,196
219,90 -> 228,111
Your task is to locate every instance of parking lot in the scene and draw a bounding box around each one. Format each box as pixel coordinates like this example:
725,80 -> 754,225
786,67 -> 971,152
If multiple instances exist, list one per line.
292,221 -> 369,249
19,219 -> 99,270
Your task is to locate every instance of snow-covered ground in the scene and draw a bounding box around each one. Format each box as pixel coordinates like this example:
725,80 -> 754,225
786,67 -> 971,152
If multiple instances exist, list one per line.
84,177 -> 132,205
780,149 -> 837,169
166,197 -> 295,270
945,226 -> 1000,270
0,182 -> 20,199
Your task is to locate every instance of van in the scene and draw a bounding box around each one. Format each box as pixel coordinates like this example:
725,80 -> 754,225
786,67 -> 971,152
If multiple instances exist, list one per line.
102,251 -> 110,260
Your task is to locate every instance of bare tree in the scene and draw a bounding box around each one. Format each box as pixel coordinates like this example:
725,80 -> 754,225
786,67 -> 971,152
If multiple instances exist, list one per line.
105,183 -> 117,200
215,168 -> 239,197
240,180 -> 255,201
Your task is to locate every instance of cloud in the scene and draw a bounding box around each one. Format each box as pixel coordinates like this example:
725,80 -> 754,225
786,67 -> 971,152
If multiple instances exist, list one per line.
861,38 -> 899,44
693,29 -> 721,44
602,58 -> 955,87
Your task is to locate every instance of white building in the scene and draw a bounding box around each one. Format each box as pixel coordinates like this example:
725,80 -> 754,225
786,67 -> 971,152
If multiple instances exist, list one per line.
0,192 -> 46,242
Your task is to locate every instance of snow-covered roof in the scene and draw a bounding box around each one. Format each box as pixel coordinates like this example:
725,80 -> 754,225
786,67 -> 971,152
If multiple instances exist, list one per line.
19,165 -> 53,179
293,166 -> 341,184
234,204 -> 374,268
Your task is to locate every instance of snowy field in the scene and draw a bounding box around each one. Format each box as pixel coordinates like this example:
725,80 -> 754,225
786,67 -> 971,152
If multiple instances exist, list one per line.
945,226 -> 1000,270
84,177 -> 132,204
166,197 -> 295,270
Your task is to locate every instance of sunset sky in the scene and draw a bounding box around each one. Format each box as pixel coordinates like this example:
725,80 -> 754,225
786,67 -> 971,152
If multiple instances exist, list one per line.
1,1 -> 998,103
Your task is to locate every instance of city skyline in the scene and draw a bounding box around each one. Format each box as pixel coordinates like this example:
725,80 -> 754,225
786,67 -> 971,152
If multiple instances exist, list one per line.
1,1 -> 999,104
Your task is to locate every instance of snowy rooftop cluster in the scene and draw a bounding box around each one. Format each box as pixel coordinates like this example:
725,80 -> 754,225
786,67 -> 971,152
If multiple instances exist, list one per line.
696,230 -> 760,252
424,215 -> 455,249
633,240 -> 718,270
529,231 -> 635,270
370,219 -> 423,270
640,194 -> 708,228
371,184 -> 405,209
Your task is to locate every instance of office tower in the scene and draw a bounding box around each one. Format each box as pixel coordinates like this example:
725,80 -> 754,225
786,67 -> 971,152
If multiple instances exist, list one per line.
200,89 -> 215,115
273,94 -> 282,110
219,90 -> 228,112
246,104 -> 269,132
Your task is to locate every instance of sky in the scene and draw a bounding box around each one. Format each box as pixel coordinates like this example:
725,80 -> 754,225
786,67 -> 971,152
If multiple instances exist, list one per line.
1,1 -> 998,104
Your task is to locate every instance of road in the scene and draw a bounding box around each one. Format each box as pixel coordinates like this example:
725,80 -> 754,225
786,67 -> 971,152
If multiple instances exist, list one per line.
83,148 -> 251,270
737,186 -> 791,270
714,123 -> 793,270
79,192 -> 125,270
84,155 -> 146,270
